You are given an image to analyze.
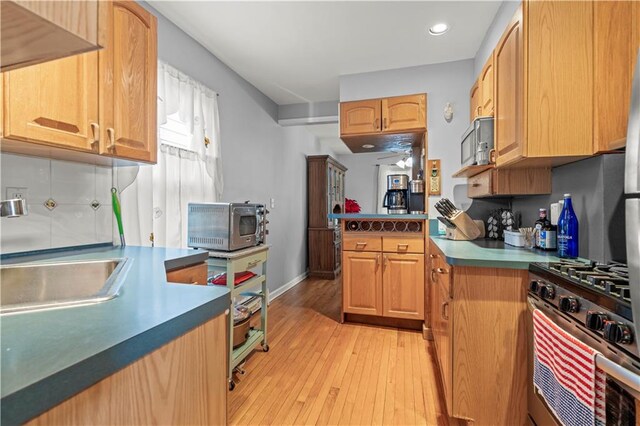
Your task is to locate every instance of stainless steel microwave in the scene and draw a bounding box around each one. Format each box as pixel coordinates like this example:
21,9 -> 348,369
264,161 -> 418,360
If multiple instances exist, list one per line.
461,116 -> 494,168
187,202 -> 266,251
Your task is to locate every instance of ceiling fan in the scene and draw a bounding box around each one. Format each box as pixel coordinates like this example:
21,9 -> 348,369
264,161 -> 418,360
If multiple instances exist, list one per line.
377,149 -> 413,168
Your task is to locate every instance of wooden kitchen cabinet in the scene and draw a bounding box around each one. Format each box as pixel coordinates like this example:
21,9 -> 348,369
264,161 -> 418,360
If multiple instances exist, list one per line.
593,1 -> 639,153
428,240 -> 528,425
166,262 -> 208,285
340,99 -> 381,135
1,0 -> 158,165
381,94 -> 426,132
1,0 -> 103,73
342,251 -> 383,316
469,79 -> 481,121
467,167 -> 551,198
479,54 -> 494,117
99,0 -> 157,163
26,313 -> 227,425
2,53 -> 100,153
382,253 -> 424,320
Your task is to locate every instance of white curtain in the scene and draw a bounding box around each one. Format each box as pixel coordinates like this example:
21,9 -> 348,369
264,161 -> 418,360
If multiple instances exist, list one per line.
118,61 -> 223,248
376,165 -> 411,214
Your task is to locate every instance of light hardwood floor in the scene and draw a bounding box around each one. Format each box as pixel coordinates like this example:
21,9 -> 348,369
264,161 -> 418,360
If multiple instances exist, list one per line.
229,277 -> 451,425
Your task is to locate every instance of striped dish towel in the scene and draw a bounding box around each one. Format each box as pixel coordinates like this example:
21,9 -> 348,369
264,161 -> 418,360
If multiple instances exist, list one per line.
533,309 -> 606,426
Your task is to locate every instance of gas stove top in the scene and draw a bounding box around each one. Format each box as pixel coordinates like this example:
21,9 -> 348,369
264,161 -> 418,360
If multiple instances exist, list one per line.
529,259 -> 638,363
533,260 -> 631,305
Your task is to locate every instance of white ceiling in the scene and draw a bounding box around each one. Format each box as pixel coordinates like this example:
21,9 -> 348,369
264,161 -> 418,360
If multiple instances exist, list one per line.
150,1 -> 502,105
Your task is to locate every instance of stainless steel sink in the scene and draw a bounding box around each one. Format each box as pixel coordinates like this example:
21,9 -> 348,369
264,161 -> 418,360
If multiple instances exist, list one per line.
0,258 -> 131,315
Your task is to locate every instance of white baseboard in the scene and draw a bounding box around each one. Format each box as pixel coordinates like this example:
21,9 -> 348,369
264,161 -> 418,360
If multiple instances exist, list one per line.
268,270 -> 309,303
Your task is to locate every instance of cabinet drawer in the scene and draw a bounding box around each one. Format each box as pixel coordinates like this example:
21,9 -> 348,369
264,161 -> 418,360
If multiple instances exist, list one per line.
234,250 -> 268,273
166,262 -> 208,285
382,237 -> 424,253
343,235 -> 382,252
467,169 -> 493,198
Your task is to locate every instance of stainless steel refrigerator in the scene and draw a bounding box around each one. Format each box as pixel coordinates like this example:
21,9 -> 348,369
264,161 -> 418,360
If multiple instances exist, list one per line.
627,50 -> 640,345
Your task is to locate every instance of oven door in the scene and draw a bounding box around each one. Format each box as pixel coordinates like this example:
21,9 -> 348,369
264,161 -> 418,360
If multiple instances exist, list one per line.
230,205 -> 258,250
527,296 -> 640,425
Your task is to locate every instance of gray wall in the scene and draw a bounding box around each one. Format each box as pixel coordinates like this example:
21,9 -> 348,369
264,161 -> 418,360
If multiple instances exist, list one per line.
511,154 -> 626,263
473,0 -> 521,77
137,2 -> 337,293
336,152 -> 385,213
338,59 -> 475,215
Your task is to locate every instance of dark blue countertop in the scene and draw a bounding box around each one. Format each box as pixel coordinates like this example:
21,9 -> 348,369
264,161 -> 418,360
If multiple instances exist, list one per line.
1,245 -> 229,424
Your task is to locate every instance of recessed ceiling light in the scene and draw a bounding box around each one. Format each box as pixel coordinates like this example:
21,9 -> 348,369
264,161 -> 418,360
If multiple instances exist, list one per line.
362,144 -> 375,149
428,23 -> 449,36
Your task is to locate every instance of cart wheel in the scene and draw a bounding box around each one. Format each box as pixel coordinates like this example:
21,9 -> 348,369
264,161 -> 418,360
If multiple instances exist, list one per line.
229,380 -> 235,391
263,344 -> 270,352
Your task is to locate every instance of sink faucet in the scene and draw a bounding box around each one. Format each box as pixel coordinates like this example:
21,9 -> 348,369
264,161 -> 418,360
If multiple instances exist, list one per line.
1,199 -> 28,218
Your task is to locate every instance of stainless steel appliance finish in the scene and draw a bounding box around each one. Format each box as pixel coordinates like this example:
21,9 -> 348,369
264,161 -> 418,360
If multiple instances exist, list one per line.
0,258 -> 131,315
187,202 -> 266,251
461,116 -> 494,168
387,174 -> 409,190
626,49 -> 640,359
0,198 -> 27,218
409,180 -> 424,194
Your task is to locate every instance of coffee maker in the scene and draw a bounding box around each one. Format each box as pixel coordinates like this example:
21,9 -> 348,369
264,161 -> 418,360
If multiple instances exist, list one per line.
383,174 -> 409,214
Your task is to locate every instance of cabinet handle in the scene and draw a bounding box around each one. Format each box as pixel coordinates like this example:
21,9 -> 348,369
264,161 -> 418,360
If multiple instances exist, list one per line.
246,260 -> 260,268
106,127 -> 116,152
376,254 -> 381,270
374,118 -> 380,130
383,255 -> 389,270
90,122 -> 100,149
355,242 -> 367,248
477,106 -> 482,116
441,301 -> 449,320
436,267 -> 447,274
472,182 -> 481,187
383,117 -> 388,129
397,243 -> 409,251
429,254 -> 438,259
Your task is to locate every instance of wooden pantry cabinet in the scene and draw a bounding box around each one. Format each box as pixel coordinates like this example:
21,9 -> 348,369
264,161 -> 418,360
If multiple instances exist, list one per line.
342,228 -> 425,321
1,0 -> 104,72
493,0 -> 639,167
1,1 -> 157,164
428,242 -> 528,425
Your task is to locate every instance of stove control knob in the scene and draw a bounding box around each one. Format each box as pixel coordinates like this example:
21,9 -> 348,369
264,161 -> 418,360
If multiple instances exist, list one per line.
558,296 -> 580,313
537,284 -> 555,300
603,322 -> 634,344
529,280 -> 541,293
585,311 -> 608,331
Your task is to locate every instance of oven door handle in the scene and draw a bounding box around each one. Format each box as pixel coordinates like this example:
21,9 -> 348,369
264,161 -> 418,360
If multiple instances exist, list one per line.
527,297 -> 640,399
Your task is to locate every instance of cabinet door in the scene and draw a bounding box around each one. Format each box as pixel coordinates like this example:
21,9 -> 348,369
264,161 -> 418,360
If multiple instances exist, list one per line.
494,5 -> 525,167
340,99 -> 381,135
381,94 -> 426,132
437,277 -> 452,415
100,1 -> 157,163
382,253 -> 424,320
594,1 -> 636,152
3,53 -> 99,152
342,251 -> 383,316
480,54 -> 494,117
470,80 -> 481,120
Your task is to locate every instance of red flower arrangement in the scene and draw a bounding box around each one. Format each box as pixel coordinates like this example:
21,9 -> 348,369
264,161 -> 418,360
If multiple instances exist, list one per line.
345,198 -> 361,213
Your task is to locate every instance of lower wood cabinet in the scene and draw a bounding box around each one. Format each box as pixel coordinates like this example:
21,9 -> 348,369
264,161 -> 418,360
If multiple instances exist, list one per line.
429,241 -> 528,425
26,313 -> 227,425
342,234 -> 425,321
166,262 -> 208,285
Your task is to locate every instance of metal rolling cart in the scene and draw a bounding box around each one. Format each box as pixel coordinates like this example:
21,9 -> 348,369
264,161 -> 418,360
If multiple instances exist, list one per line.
206,245 -> 269,391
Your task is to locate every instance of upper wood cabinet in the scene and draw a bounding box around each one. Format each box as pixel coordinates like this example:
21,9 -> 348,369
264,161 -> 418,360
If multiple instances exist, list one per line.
340,99 -> 381,135
2,53 -> 100,153
489,0 -> 637,167
479,54 -> 494,117
469,80 -> 481,121
381,94 -> 426,132
593,1 -> 639,153
342,251 -> 383,316
494,5 -> 526,167
1,1 -> 103,72
99,1 -> 157,163
1,0 -> 158,165
339,94 -> 426,152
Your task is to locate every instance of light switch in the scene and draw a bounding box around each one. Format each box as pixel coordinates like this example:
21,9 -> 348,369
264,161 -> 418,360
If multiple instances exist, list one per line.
270,198 -> 275,209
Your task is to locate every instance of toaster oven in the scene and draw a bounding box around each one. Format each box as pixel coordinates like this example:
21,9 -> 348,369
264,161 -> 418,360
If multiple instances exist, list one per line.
187,202 -> 266,251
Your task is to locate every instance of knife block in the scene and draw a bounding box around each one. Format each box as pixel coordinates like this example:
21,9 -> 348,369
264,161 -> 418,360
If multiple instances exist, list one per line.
444,217 -> 485,240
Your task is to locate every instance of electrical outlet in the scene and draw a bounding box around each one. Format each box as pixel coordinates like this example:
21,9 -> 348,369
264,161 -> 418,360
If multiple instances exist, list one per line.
270,198 -> 275,209
6,187 -> 28,200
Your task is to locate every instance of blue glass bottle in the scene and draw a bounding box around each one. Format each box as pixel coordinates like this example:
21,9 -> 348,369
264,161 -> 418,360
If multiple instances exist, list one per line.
557,193 -> 579,258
